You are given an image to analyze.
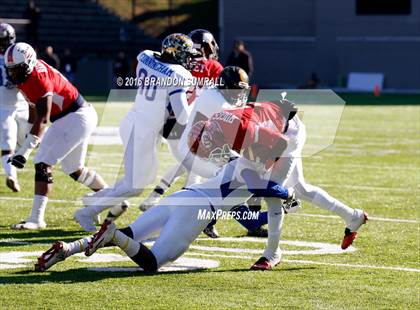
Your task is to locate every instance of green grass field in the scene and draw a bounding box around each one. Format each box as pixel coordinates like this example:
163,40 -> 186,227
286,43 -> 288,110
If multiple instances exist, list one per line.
0,104 -> 419,309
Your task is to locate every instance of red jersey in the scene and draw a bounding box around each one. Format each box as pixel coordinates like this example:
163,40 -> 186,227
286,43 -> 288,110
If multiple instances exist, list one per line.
191,58 -> 223,82
208,102 -> 287,165
17,59 -> 80,121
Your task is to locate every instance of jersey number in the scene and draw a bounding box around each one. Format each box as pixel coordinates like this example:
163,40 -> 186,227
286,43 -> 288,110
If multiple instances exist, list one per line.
137,68 -> 157,101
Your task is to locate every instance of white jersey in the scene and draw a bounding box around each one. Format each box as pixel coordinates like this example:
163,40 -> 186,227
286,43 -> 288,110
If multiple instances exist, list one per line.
0,55 -> 27,110
131,50 -> 194,130
187,157 -> 268,210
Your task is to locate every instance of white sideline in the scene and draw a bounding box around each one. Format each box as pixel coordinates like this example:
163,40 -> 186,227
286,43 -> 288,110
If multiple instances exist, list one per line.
290,213 -> 419,224
1,195 -> 418,224
185,253 -> 420,273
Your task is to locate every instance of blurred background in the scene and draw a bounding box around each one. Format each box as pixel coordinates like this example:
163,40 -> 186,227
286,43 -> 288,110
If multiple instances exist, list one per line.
1,0 -> 419,103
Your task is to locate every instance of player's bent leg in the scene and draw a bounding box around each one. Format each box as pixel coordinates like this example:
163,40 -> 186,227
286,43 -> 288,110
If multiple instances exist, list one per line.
1,110 -> 20,192
251,198 -> 284,270
87,204 -> 173,269
80,125 -> 158,220
291,159 -> 368,248
69,166 -> 109,232
150,195 -> 212,268
70,167 -> 107,192
112,229 -> 158,272
231,203 -> 268,237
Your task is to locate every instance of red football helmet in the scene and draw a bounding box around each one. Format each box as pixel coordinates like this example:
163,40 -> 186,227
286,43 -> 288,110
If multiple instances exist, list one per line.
188,120 -> 226,159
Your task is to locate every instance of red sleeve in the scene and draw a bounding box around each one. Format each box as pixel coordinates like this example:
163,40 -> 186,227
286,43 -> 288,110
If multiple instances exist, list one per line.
210,60 -> 224,80
23,73 -> 54,103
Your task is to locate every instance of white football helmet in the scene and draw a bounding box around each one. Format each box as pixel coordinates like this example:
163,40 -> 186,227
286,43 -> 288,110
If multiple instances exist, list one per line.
4,42 -> 37,84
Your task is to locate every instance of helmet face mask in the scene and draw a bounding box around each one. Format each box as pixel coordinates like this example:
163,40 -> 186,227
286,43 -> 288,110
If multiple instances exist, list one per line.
189,29 -> 219,60
218,66 -> 250,106
161,33 -> 198,70
0,23 -> 16,54
6,63 -> 31,85
219,88 -> 250,106
4,42 -> 37,85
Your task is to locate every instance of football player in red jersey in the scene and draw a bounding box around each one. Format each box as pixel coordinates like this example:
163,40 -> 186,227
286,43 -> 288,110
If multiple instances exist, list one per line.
189,29 -> 223,86
4,42 -> 118,230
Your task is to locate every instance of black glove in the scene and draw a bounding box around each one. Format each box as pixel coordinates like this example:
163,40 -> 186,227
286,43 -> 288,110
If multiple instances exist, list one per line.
8,155 -> 26,169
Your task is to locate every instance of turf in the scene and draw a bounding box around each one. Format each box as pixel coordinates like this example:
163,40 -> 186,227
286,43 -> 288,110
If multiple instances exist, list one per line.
0,104 -> 419,309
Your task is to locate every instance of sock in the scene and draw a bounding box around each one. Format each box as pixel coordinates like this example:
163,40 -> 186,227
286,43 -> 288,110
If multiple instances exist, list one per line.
66,236 -> 92,256
28,195 -> 48,223
2,154 -> 16,178
262,198 -> 284,261
113,229 -> 140,257
312,190 -> 354,224
234,204 -> 268,231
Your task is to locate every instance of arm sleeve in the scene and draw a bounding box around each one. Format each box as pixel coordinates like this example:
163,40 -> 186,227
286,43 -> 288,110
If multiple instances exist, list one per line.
168,89 -> 191,126
32,73 -> 54,100
240,168 -> 289,199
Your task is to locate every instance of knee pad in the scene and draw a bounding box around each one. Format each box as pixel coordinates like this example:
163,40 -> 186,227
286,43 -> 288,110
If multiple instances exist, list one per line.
35,163 -> 53,183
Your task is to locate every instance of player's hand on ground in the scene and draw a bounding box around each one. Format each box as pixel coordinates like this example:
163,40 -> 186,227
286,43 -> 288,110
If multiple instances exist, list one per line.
8,155 -> 27,169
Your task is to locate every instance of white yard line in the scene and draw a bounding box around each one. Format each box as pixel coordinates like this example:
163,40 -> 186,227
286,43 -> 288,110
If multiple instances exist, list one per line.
314,184 -> 413,193
291,213 -> 419,223
281,259 -> 420,273
2,195 -> 418,223
185,253 -> 420,273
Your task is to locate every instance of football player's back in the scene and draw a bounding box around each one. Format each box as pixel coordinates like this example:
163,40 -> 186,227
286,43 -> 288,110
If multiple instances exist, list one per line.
132,49 -> 193,129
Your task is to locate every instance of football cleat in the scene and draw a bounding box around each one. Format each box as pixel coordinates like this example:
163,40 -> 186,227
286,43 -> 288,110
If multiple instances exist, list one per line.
10,220 -> 46,230
6,176 -> 20,192
74,207 -> 98,232
341,210 -> 368,249
251,256 -> 280,271
247,227 -> 268,238
203,225 -> 220,238
35,241 -> 68,272
85,220 -> 116,256
139,192 -> 161,211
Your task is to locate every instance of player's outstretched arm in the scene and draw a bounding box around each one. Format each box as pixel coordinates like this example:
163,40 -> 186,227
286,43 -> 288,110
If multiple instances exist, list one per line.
9,96 -> 51,168
240,168 -> 290,200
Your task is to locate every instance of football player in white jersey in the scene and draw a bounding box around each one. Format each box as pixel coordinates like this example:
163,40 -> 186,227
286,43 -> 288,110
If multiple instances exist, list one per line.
74,33 -> 198,232
0,23 -> 30,192
138,29 -> 223,213
35,98 -> 298,272
268,94 -> 368,251
140,66 -> 270,238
